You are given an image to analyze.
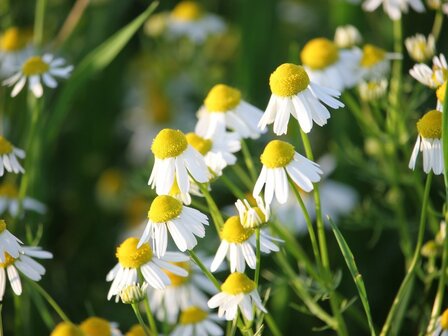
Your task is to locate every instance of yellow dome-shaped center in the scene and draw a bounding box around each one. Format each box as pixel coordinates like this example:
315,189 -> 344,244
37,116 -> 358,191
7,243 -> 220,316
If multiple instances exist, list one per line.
440,308 -> 448,330
171,1 -> 203,21
151,129 -> 188,159
221,272 -> 256,295
0,182 -> 19,198
270,63 -> 310,97
0,27 -> 29,52
164,261 -> 191,286
437,81 -> 446,104
260,140 -> 295,168
0,136 -> 13,155
221,216 -> 254,243
360,44 -> 386,68
148,195 -> 183,223
116,238 -> 153,268
180,306 -> 208,324
125,324 -> 146,336
80,317 -> 111,336
186,133 -> 213,155
300,38 -> 339,70
50,322 -> 84,336
416,110 -> 442,139
204,84 -> 242,112
22,56 -> 49,76
0,253 -> 16,268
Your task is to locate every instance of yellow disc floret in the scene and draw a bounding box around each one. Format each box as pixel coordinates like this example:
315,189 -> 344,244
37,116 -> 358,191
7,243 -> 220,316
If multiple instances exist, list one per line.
180,306 -> 208,324
50,322 -> 84,336
148,195 -> 183,223
221,216 -> 254,243
441,308 -> 448,330
186,133 -> 213,155
0,253 -> 16,268
80,317 -> 111,336
0,220 -> 6,233
151,129 -> 188,159
22,56 -> 49,76
416,110 -> 442,139
0,27 -> 29,52
260,140 -> 295,168
0,136 -> 13,155
116,237 -> 152,268
221,272 -> 256,295
300,38 -> 339,70
126,325 -> 146,336
172,1 -> 203,21
0,182 -> 19,198
270,63 -> 310,97
360,44 -> 386,68
204,84 -> 242,112
164,261 -> 191,286
437,81 -> 446,104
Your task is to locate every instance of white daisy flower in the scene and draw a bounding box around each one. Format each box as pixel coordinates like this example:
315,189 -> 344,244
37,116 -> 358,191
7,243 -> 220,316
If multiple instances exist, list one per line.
0,27 -> 33,78
195,84 -> 265,139
119,282 -> 148,304
300,37 -> 362,91
50,322 -> 84,336
405,34 -> 435,63
138,195 -> 209,257
235,196 -> 270,229
359,44 -> 401,80
334,25 -> 362,49
362,0 -> 425,20
171,306 -> 223,336
0,181 -> 46,217
3,54 -> 73,98
80,317 -> 123,336
432,308 -> 448,336
253,140 -> 323,206
0,136 -> 25,176
0,219 -> 22,263
409,110 -> 443,175
210,216 -> 280,273
437,81 -> 446,111
410,54 -> 447,88
0,245 -> 52,300
208,272 -> 267,321
258,63 -> 344,135
106,237 -> 188,300
149,128 -> 209,196
358,78 -> 388,101
186,131 -> 241,176
167,1 -> 226,44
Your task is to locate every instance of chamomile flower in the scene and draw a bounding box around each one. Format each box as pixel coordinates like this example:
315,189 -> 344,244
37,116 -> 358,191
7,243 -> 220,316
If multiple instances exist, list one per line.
106,237 -> 189,299
119,282 -> 148,304
171,306 -> 223,336
195,84 -> 265,139
208,272 -> 267,321
0,181 -> 46,217
405,34 -> 435,62
253,140 -> 323,206
80,317 -> 122,336
359,44 -> 400,80
138,195 -> 209,257
300,38 -> 361,91
0,136 -> 25,176
3,54 -> 73,98
432,308 -> 448,336
358,78 -> 388,101
334,25 -> 362,49
362,0 -> 425,20
0,219 -> 22,263
437,81 -> 446,111
235,197 -> 269,229
409,110 -> 443,175
210,216 -> 280,273
186,131 -> 240,176
50,322 -> 84,336
410,54 -> 447,88
258,63 -> 344,135
0,246 -> 52,300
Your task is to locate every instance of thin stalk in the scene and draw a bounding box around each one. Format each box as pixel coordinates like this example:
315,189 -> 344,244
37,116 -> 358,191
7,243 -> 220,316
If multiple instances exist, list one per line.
0,304 -> 3,336
254,228 -> 261,286
220,173 -> 247,200
197,183 -> 224,232
231,164 -> 254,190
188,250 -> 220,290
380,172 -> 433,336
33,0 -> 47,47
29,281 -> 71,323
241,140 -> 258,183
229,315 -> 238,336
264,313 -> 282,336
431,10 -> 444,42
143,297 -> 158,335
54,0 -> 90,47
131,303 -> 151,336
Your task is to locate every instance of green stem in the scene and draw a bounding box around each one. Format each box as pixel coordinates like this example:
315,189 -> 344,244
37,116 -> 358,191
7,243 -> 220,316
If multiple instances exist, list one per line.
29,281 -> 71,323
240,139 -> 258,183
188,250 -> 220,290
380,172 -> 433,336
264,313 -> 282,336
431,10 -> 444,42
220,174 -> 247,200
131,304 -> 151,336
0,304 -> 3,336
143,297 -> 158,335
231,164 -> 253,191
34,0 -> 47,47
197,183 -> 224,232
254,228 -> 261,286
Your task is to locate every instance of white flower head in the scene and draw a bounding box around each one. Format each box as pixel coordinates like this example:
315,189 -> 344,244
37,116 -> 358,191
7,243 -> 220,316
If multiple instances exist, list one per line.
409,110 -> 443,175
358,78 -> 388,101
405,34 -> 435,63
139,195 -> 209,258
363,0 -> 425,20
432,308 -> 448,336
235,196 -> 269,229
258,63 -> 344,135
334,25 -> 362,49
0,136 -> 25,176
119,282 -> 148,304
0,181 -> 46,217
359,44 -> 401,80
208,272 -> 266,321
171,306 -> 223,336
0,219 -> 22,263
410,54 -> 447,88
253,140 -> 323,206
195,84 -> 265,139
79,317 -> 123,336
149,128 -> 209,195
3,54 -> 73,98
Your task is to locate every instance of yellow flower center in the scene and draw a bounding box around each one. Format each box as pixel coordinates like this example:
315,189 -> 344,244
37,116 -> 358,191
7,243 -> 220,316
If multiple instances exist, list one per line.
300,38 -> 339,70
269,63 -> 310,97
0,182 -> 19,198
180,306 -> 208,324
186,133 -> 213,155
151,129 -> 188,159
125,325 -> 146,336
0,136 -> 13,155
0,220 -> 6,233
22,56 -> 49,76
116,238 -> 153,268
260,140 -> 295,168
0,27 -> 29,52
441,308 -> 448,330
221,216 -> 254,243
0,253 -> 16,268
50,322 -> 84,336
171,1 -> 203,21
148,195 -> 183,223
80,317 -> 111,336
164,261 -> 191,286
221,272 -> 256,295
416,110 -> 442,139
360,44 -> 386,68
204,84 -> 242,112
437,81 -> 446,103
